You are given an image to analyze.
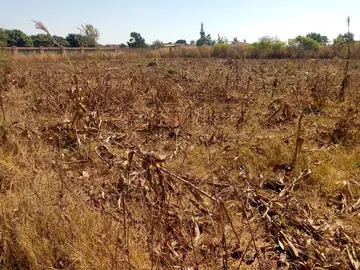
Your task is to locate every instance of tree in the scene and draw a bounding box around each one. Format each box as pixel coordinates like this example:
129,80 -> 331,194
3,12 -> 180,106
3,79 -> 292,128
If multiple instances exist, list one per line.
5,29 -> 33,47
306,33 -> 328,44
231,37 -> 239,44
207,34 -> 215,46
53,35 -> 69,47
152,39 -> 163,48
200,23 -> 205,39
175,39 -> 187,45
197,23 -> 206,46
0,28 -> 7,47
196,22 -> 207,46
78,24 -> 99,47
217,34 -> 228,44
120,43 -> 127,48
190,40 -> 195,45
196,23 -> 214,46
127,32 -> 147,48
290,35 -> 320,51
250,36 -> 285,58
31,34 -> 54,47
65,33 -> 89,47
334,32 -> 355,45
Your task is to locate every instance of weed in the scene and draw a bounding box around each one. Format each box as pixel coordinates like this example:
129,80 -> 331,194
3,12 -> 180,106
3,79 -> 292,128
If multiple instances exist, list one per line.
0,54 -> 360,269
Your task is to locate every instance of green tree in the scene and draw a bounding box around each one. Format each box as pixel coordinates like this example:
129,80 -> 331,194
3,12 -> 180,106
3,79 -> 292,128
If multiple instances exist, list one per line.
5,29 -> 33,47
190,40 -> 195,45
334,32 -> 355,45
196,23 -> 208,46
250,36 -> 285,58
196,23 -> 215,46
31,34 -> 54,47
175,39 -> 187,45
231,37 -> 239,44
207,35 -> 215,46
292,35 -> 320,51
53,35 -> 69,47
127,32 -> 147,48
120,43 -> 127,48
306,33 -> 328,44
65,34 -> 89,47
78,24 -> 99,47
0,28 -> 7,47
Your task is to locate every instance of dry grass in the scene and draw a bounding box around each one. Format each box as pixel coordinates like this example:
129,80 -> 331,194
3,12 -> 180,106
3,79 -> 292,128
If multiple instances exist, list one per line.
0,55 -> 360,269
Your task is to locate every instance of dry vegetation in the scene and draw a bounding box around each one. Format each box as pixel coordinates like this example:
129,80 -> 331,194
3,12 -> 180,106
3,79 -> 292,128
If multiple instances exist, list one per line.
0,53 -> 360,269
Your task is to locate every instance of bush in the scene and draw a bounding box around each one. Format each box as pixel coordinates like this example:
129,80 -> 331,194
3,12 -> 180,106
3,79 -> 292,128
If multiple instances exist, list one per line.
199,45 -> 212,57
5,29 -> 33,47
0,48 -> 10,67
212,43 -> 233,58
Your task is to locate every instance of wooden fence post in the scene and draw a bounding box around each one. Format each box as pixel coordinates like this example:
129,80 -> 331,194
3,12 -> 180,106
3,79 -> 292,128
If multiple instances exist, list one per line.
11,46 -> 18,57
60,46 -> 66,57
80,46 -> 85,55
39,46 -> 44,55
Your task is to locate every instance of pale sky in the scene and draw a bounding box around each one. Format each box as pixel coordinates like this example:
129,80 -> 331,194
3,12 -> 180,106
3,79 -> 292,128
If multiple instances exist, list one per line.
0,0 -> 359,45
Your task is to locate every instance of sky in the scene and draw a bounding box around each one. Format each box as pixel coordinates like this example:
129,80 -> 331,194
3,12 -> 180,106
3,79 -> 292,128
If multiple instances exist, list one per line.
0,0 -> 359,45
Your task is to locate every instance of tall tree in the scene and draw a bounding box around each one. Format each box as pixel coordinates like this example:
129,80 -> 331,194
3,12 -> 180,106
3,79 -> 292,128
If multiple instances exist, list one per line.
31,34 -> 54,47
196,23 -> 214,46
200,23 -> 205,40
5,29 -> 33,47
334,32 -> 355,44
78,24 -> 100,47
196,23 -> 207,46
52,35 -> 69,47
289,35 -> 320,51
127,32 -> 147,48
66,33 -> 89,47
231,37 -> 239,44
175,39 -> 187,45
306,33 -> 328,44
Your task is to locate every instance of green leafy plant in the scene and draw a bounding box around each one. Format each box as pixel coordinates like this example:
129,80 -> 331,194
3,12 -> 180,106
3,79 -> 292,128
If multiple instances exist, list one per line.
30,34 -> 54,47
65,33 -> 90,47
5,29 -> 33,47
127,32 -> 147,48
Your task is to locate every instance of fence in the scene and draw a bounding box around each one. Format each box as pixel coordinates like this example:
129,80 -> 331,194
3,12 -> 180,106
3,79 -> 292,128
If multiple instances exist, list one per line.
1,46 -> 122,57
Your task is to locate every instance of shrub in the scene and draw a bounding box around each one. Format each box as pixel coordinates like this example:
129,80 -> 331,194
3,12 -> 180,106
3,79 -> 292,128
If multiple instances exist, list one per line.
5,29 -> 33,47
212,43 -> 233,58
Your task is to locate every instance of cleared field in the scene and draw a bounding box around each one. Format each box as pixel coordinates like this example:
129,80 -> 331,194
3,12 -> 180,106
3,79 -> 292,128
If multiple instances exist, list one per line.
0,57 -> 360,269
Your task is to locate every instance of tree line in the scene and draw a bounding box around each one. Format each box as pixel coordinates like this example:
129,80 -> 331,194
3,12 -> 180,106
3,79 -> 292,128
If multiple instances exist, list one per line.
127,23 -> 356,59
0,24 -> 99,47
0,21 -> 356,52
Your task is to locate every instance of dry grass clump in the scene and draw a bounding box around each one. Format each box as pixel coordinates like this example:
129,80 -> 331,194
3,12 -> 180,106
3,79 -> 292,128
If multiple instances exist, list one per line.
0,55 -> 360,269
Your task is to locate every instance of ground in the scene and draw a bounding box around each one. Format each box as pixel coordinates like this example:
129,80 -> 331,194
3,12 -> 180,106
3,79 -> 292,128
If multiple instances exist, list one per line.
0,56 -> 360,269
